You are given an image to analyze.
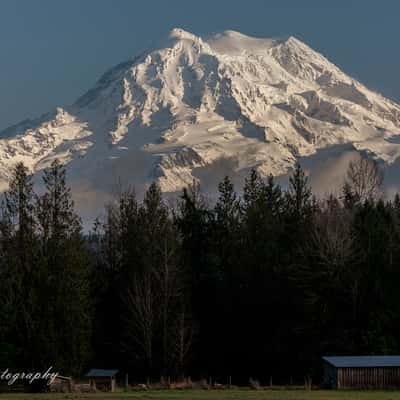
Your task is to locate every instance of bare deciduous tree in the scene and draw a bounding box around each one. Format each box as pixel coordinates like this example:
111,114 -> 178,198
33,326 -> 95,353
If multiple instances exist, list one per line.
311,201 -> 362,322
312,206 -> 354,270
171,306 -> 192,378
344,157 -> 383,203
153,234 -> 183,375
122,270 -> 155,372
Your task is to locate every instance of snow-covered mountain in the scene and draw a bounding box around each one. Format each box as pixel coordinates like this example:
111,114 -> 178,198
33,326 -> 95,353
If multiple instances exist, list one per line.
1,28 -> 400,215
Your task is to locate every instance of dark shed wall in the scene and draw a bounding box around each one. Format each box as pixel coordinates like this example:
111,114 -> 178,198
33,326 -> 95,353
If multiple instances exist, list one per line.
323,362 -> 338,388
338,367 -> 400,389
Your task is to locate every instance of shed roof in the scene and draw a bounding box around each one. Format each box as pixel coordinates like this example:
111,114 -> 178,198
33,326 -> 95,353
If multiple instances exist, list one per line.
85,369 -> 118,377
323,356 -> 400,368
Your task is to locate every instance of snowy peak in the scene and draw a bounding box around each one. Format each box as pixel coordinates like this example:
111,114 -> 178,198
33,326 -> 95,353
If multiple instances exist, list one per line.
1,29 -> 400,210
206,30 -> 280,55
156,27 -> 210,58
168,27 -> 201,41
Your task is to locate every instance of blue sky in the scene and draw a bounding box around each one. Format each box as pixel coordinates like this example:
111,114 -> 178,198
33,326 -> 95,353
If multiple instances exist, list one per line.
1,0 -> 399,130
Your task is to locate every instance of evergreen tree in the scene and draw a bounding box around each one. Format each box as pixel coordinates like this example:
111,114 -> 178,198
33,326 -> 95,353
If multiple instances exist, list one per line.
121,183 -> 190,378
0,162 -> 39,369
214,176 -> 241,273
286,163 -> 312,224
175,181 -> 214,374
243,168 -> 264,212
36,159 -> 92,375
91,189 -> 138,372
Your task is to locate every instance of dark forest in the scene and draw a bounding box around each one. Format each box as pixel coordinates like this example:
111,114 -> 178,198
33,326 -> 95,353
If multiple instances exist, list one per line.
1,158 -> 400,385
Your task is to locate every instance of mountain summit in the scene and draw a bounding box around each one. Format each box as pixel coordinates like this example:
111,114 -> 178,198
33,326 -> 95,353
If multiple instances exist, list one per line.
1,28 -> 400,215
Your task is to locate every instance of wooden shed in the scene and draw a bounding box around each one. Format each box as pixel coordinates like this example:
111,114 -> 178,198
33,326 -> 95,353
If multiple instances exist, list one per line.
85,369 -> 118,392
322,356 -> 400,389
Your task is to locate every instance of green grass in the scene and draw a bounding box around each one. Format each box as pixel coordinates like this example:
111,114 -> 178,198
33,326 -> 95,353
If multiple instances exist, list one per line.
2,390 -> 400,400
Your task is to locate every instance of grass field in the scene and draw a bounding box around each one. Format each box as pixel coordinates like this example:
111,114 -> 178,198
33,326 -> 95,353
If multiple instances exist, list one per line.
1,390 -> 400,400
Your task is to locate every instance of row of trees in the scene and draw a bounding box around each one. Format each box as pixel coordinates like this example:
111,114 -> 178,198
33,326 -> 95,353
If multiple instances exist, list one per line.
0,161 -> 91,375
1,157 -> 400,384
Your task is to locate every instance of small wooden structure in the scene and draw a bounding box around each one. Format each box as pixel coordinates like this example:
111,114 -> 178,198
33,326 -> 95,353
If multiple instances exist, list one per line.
85,369 -> 118,392
323,356 -> 400,389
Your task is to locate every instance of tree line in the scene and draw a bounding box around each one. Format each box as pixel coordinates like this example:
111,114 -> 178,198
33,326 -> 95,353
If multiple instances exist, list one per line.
1,157 -> 400,385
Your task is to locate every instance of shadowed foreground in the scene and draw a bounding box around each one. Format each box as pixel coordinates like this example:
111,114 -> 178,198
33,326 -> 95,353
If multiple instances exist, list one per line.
2,390 -> 400,400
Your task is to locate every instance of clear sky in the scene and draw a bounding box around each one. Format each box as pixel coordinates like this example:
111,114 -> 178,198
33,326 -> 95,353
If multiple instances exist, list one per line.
1,0 -> 399,131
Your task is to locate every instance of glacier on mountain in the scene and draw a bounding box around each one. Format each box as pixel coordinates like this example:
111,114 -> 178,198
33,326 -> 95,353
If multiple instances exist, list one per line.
1,28 -> 400,219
